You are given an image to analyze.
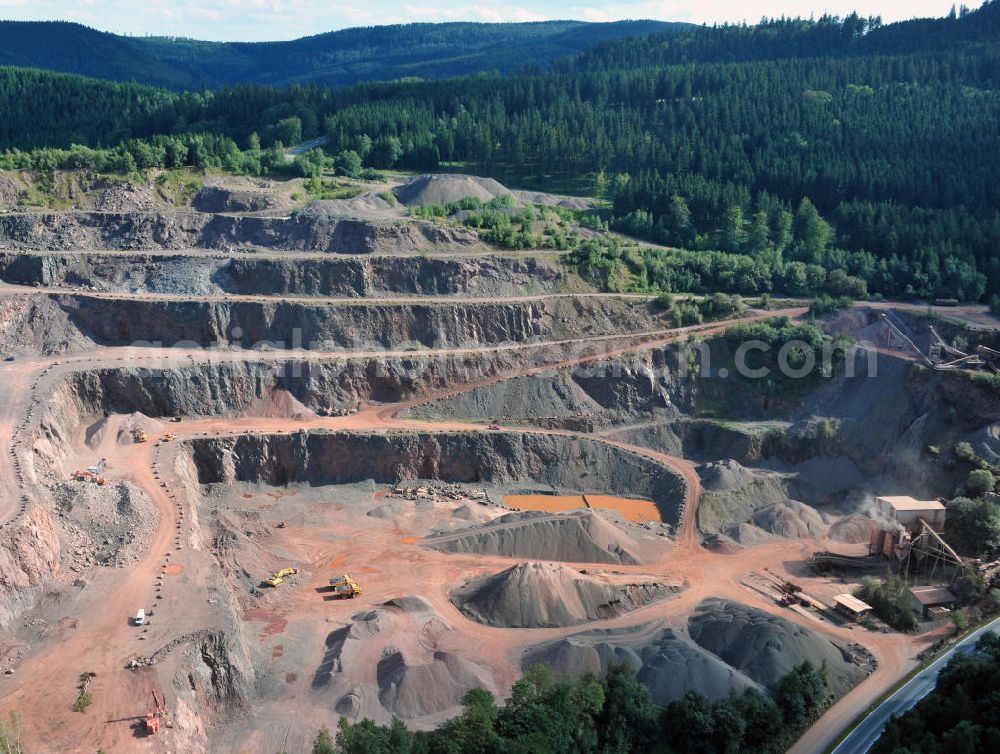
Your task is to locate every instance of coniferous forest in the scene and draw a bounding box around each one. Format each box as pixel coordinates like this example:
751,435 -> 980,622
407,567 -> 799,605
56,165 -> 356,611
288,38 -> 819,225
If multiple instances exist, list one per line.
1,3 -> 999,301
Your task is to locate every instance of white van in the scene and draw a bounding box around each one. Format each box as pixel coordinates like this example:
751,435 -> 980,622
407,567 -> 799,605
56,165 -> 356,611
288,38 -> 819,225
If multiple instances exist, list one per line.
134,609 -> 145,626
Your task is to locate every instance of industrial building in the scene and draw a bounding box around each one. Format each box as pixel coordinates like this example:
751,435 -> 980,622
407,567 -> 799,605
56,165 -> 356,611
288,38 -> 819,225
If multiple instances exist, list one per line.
911,586 -> 956,620
869,496 -> 948,559
833,594 -> 874,622
876,496 -> 946,532
868,495 -> 963,583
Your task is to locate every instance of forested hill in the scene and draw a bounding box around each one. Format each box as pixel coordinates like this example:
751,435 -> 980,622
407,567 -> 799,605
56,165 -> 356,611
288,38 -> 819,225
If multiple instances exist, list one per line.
1,3 -> 999,302
0,19 -> 683,90
564,2 -> 1000,70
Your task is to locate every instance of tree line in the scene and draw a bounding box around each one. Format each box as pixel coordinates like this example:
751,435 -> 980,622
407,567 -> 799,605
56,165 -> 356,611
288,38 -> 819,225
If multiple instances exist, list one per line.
873,631 -> 1000,753
309,661 -> 831,754
1,4 -> 999,299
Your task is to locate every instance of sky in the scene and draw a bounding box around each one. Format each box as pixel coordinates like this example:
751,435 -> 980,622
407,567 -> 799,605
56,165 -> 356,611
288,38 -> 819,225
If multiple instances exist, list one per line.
0,0 -> 967,41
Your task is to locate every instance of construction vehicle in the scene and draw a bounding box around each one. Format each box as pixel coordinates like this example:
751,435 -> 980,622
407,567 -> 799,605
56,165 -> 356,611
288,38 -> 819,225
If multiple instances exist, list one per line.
264,567 -> 298,587
170,416 -> 182,423
87,458 -> 107,475
132,428 -> 148,443
72,469 -> 107,485
329,574 -> 362,599
163,433 -> 177,442
487,421 -> 501,430
145,689 -> 166,735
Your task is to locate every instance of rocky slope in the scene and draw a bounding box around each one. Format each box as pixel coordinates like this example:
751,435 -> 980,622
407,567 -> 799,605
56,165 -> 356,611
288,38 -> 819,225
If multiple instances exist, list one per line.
0,209 -> 484,254
0,503 -> 62,627
0,251 -> 567,298
2,292 -> 663,353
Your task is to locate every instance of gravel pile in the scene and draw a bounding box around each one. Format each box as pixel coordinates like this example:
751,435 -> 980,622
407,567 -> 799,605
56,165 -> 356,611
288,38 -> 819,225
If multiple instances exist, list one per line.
425,509 -> 644,565
452,562 -> 678,628
56,480 -> 158,568
394,174 -> 513,207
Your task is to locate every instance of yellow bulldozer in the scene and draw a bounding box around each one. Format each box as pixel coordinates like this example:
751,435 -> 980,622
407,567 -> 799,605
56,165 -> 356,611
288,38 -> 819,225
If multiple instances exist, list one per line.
264,567 -> 298,587
132,428 -> 148,443
328,574 -> 362,599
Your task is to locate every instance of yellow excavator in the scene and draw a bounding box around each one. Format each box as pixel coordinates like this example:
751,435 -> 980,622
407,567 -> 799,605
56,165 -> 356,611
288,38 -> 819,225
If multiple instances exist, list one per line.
132,428 -> 148,443
264,567 -> 298,587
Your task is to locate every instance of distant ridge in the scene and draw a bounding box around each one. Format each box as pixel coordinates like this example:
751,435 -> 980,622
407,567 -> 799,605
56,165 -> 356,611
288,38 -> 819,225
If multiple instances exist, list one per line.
0,19 -> 687,90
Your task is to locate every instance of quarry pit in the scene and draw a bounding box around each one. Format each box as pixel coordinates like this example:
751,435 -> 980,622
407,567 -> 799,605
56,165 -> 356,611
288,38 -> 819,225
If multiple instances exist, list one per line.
2,172 -> 999,753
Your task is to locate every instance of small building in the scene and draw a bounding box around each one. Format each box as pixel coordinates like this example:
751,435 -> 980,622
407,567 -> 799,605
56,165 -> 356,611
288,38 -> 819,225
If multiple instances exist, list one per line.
876,496 -> 946,533
927,606 -> 952,624
911,586 -> 956,619
833,593 -> 874,621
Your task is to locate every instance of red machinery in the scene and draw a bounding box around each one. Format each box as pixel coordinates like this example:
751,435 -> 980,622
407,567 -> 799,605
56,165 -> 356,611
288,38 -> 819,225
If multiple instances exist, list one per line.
145,689 -> 166,735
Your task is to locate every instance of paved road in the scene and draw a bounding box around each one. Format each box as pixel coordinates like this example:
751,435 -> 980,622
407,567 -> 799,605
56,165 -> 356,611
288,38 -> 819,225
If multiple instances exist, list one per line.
284,137 -> 327,158
831,617 -> 1000,754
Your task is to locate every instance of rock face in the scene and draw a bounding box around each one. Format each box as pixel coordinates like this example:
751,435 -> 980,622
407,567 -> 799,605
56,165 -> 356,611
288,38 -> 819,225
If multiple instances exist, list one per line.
55,295 -> 546,349
525,597 -> 870,705
192,186 -> 286,214
0,503 -> 61,628
3,292 -> 661,353
412,347 -> 693,425
425,510 -> 645,564
0,210 -> 483,254
452,562 -> 679,627
0,251 -> 566,298
191,631 -> 254,712
53,353 -> 524,418
189,431 -> 687,526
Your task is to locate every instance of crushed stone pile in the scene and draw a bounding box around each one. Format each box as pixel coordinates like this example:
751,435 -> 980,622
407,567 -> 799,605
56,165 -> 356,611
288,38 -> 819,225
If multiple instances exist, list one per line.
688,598 -> 868,696
510,189 -> 593,210
57,480 -> 158,569
452,562 -> 679,628
244,386 -> 317,421
94,181 -> 157,212
0,173 -> 20,206
523,622 -> 760,704
699,459 -> 755,492
424,509 -> 643,565
313,595 -> 497,722
112,413 -> 165,446
745,500 -> 826,538
308,193 -> 399,219
377,650 -> 494,719
829,513 -> 875,543
193,186 -> 289,214
526,597 -> 870,704
394,174 -> 513,207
